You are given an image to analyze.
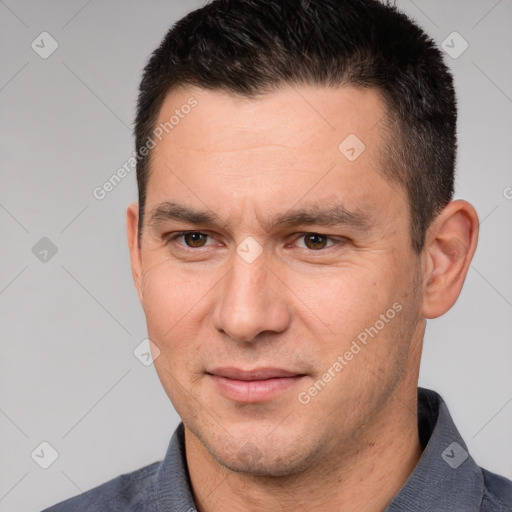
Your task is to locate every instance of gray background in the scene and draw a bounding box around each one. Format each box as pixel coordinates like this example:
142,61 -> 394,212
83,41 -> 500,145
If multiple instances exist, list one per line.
0,1 -> 511,510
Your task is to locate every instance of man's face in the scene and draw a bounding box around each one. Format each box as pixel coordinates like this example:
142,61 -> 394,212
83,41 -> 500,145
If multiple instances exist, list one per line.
128,84 -> 426,475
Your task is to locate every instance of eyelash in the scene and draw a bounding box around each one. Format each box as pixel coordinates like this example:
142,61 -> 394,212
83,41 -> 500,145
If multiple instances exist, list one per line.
164,231 -> 345,252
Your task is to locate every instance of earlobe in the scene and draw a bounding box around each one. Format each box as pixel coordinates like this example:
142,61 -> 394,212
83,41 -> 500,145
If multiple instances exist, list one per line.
421,200 -> 479,319
126,202 -> 144,303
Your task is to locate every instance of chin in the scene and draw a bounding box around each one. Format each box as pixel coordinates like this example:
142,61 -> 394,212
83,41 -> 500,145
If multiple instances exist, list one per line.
204,431 -> 317,478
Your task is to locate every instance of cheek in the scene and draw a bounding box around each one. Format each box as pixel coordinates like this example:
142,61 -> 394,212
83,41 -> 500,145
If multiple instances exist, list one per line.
141,263 -> 208,399
295,256 -> 415,385
297,265 -> 390,339
140,257 -> 204,344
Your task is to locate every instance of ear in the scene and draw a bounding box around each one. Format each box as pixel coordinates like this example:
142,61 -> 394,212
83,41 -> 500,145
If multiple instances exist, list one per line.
126,202 -> 144,304
421,200 -> 479,319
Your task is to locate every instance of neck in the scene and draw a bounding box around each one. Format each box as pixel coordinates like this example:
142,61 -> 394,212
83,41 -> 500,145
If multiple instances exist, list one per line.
185,383 -> 422,512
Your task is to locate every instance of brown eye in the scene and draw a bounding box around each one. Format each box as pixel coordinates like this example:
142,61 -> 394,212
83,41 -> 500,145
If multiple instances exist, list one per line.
303,233 -> 329,250
183,232 -> 208,247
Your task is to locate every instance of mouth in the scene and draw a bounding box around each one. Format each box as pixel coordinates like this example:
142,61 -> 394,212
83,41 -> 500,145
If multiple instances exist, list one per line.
206,367 -> 307,403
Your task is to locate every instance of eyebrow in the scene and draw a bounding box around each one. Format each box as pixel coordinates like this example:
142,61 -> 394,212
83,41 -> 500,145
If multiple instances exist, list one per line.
148,201 -> 372,232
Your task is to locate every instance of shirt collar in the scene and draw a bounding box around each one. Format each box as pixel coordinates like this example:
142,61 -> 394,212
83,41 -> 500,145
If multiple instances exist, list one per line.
154,387 -> 484,511
384,387 -> 484,511
155,421 -> 196,512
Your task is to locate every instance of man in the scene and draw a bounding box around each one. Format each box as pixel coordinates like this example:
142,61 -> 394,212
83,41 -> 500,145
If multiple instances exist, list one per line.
43,0 -> 512,510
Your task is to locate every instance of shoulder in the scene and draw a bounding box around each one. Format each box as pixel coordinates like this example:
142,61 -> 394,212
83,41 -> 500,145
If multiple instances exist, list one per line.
41,460 -> 162,512
480,467 -> 512,512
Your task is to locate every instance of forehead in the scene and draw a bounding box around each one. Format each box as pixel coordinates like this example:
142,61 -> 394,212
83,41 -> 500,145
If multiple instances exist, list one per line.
154,83 -> 386,155
145,84 -> 405,233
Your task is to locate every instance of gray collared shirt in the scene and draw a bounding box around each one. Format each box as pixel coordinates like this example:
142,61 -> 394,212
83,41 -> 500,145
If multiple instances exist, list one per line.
42,388 -> 512,511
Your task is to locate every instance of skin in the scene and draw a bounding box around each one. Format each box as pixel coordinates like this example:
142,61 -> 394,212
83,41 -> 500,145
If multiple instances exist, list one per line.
126,84 -> 479,511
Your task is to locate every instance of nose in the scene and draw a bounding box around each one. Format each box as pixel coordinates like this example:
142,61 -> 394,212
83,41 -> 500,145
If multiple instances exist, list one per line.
211,251 -> 291,343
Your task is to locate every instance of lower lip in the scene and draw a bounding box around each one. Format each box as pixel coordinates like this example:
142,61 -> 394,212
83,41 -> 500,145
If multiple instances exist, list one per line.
209,374 -> 304,402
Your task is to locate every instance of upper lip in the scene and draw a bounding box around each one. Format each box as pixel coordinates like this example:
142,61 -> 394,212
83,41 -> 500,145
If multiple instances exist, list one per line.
207,367 -> 304,381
